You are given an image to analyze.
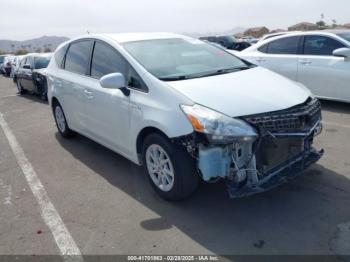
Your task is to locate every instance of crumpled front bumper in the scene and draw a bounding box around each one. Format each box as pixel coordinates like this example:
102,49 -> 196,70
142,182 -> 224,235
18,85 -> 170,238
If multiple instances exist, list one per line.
226,147 -> 324,198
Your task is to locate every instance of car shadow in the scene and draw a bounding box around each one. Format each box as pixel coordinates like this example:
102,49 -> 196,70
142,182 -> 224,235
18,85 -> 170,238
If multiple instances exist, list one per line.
55,132 -> 350,255
17,92 -> 48,105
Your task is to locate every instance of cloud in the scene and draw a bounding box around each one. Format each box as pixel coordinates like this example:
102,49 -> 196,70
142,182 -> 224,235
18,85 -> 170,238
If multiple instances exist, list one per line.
0,0 -> 349,40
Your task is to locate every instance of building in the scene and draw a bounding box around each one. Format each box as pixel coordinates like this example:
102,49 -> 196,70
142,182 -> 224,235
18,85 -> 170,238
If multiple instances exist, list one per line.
243,27 -> 269,38
270,29 -> 286,34
344,23 -> 350,29
288,22 -> 318,31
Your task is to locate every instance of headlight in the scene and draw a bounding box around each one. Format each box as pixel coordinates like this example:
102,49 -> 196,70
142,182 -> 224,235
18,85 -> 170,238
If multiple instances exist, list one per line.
180,104 -> 257,143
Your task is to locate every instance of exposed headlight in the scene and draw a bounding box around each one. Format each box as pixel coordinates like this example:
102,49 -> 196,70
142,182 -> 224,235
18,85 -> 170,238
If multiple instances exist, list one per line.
180,104 -> 257,143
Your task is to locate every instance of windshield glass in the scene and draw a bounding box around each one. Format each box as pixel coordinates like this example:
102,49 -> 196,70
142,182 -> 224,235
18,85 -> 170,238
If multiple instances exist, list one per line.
123,38 -> 249,80
0,56 -> 5,63
337,33 -> 350,42
34,56 -> 51,69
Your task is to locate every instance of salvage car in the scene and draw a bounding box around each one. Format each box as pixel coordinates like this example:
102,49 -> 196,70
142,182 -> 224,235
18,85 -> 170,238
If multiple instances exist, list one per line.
47,33 -> 323,200
238,30 -> 350,103
14,53 -> 52,100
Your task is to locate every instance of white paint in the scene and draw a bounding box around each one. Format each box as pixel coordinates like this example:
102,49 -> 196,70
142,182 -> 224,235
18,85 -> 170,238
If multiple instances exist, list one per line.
323,121 -> 350,130
0,112 -> 83,260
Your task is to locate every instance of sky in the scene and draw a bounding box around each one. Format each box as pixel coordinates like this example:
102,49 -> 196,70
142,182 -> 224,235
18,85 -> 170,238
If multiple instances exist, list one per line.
1,0 -> 350,40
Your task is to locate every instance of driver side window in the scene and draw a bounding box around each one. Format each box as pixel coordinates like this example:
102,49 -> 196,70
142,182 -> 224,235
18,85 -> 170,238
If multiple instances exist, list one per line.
90,41 -> 148,91
303,35 -> 345,56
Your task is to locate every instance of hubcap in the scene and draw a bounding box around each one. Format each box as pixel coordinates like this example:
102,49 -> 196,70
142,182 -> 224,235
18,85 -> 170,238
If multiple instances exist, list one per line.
146,144 -> 175,192
55,106 -> 66,133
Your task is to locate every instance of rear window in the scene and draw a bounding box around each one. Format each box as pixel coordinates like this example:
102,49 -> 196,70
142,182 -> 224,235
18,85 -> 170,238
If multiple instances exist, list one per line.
266,36 -> 299,54
64,40 -> 93,75
34,56 -> 52,69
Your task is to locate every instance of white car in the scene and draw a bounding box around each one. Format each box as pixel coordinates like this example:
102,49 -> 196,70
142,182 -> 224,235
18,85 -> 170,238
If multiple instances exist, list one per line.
238,30 -> 350,103
47,33 -> 323,200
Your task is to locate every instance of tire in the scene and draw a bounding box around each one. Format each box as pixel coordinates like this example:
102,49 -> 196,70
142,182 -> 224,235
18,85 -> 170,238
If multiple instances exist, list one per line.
142,133 -> 199,201
16,80 -> 25,94
52,101 -> 75,138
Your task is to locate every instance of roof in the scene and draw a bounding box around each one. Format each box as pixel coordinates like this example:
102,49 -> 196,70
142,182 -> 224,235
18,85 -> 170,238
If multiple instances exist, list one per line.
101,32 -> 187,43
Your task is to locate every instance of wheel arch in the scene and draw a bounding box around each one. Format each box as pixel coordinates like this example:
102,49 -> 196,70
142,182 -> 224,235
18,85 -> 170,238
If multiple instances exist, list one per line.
136,126 -> 170,163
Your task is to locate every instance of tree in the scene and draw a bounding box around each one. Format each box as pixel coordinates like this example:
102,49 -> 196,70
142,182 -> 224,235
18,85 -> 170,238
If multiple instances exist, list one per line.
316,20 -> 326,28
332,19 -> 337,28
15,49 -> 28,55
43,47 -> 52,53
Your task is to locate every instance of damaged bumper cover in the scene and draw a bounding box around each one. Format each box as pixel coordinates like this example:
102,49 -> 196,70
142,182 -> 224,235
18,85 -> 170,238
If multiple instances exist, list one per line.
186,98 -> 324,198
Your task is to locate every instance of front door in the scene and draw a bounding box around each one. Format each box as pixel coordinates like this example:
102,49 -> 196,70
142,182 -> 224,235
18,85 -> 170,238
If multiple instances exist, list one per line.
297,35 -> 350,101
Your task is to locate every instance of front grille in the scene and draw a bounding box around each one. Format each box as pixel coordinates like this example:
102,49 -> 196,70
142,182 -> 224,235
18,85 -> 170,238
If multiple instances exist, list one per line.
242,98 -> 321,133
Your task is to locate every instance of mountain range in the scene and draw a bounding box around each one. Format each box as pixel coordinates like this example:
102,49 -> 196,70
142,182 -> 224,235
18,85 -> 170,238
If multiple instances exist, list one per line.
0,35 -> 69,53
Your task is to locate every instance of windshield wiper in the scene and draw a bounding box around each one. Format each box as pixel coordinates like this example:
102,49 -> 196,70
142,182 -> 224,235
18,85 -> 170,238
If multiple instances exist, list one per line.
158,75 -> 189,81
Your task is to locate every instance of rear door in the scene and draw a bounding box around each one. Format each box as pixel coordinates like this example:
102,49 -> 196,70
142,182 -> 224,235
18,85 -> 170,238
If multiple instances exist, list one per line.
252,36 -> 301,81
297,35 -> 350,101
60,40 -> 94,132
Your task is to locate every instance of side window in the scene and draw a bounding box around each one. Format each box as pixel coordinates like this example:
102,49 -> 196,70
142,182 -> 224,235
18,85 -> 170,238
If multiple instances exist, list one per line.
20,58 -> 27,68
55,44 -> 68,68
258,44 -> 268,53
91,42 -> 128,79
91,41 -> 148,91
267,36 -> 299,55
303,35 -> 345,56
64,40 -> 93,75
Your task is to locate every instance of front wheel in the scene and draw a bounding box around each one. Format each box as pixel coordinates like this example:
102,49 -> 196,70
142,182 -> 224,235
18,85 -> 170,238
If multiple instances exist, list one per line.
142,134 -> 199,201
53,102 -> 75,138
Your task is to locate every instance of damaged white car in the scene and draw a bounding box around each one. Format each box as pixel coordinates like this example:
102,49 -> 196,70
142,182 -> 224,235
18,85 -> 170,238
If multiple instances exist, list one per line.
47,33 -> 323,201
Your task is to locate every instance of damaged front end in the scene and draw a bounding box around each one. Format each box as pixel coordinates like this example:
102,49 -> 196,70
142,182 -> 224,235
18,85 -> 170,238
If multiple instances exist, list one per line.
178,98 -> 323,198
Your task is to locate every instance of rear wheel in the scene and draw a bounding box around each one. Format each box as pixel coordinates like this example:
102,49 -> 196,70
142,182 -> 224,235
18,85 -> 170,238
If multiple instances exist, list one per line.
142,133 -> 199,201
53,102 -> 75,138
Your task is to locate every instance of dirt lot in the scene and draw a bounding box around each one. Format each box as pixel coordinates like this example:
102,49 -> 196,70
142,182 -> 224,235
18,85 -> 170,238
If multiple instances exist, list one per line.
0,75 -> 350,258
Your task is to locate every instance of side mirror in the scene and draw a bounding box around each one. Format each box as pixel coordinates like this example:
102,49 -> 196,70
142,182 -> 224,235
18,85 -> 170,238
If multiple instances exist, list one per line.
333,48 -> 350,60
23,64 -> 31,69
100,73 -> 130,96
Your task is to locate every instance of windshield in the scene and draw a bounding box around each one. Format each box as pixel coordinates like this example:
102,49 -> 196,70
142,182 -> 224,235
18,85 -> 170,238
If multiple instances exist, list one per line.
0,56 -> 5,63
34,56 -> 51,69
123,38 -> 249,80
336,33 -> 350,43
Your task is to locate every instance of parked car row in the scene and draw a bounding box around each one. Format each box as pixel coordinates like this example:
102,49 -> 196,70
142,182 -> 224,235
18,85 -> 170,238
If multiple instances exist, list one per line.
237,30 -> 350,102
0,53 -> 52,100
46,33 -> 323,201
14,53 -> 52,100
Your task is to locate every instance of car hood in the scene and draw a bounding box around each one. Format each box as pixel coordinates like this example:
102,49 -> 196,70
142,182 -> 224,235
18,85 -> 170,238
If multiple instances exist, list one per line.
166,67 -> 311,117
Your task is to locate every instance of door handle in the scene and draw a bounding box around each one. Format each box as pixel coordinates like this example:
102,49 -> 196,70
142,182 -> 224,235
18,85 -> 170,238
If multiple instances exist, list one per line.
299,60 -> 312,65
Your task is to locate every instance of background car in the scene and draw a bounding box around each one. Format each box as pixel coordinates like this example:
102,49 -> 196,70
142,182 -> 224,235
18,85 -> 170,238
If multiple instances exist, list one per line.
14,53 -> 52,100
0,55 -> 6,74
2,55 -> 15,76
258,31 -> 301,42
10,55 -> 25,78
199,35 -> 251,51
240,35 -> 259,44
238,30 -> 350,103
